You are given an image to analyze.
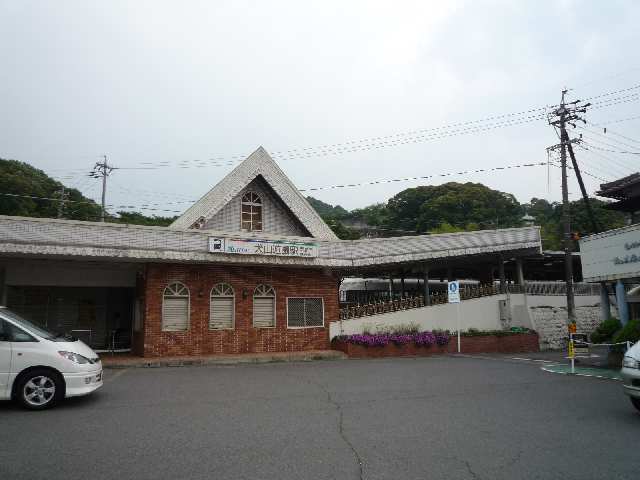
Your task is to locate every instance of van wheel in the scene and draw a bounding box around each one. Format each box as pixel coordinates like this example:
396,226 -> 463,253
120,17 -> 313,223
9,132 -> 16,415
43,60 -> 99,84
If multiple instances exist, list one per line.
631,397 -> 640,413
16,369 -> 62,410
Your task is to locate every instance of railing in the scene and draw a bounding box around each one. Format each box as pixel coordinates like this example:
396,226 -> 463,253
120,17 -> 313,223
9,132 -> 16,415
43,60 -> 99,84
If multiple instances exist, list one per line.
506,282 -> 601,296
339,284 -> 499,320
338,282 -> 604,320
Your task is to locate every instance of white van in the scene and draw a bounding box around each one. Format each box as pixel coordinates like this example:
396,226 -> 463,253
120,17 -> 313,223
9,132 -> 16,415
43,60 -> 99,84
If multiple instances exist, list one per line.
622,340 -> 640,412
0,306 -> 103,410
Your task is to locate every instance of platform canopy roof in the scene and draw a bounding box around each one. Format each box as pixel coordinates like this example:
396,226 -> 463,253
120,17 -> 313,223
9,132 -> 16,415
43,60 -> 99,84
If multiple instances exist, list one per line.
0,215 -> 541,269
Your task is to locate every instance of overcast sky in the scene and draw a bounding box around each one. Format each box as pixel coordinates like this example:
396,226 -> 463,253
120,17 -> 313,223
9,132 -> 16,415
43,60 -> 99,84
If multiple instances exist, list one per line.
1,0 -> 639,217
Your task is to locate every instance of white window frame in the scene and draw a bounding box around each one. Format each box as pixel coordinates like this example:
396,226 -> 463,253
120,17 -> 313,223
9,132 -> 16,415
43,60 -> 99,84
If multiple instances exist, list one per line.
286,297 -> 325,329
209,283 -> 235,330
162,282 -> 190,332
241,191 -> 263,232
253,284 -> 276,328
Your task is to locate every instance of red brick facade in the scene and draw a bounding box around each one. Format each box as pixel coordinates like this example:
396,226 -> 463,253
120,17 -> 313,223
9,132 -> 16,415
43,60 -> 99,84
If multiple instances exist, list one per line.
135,263 -> 339,357
332,333 -> 540,358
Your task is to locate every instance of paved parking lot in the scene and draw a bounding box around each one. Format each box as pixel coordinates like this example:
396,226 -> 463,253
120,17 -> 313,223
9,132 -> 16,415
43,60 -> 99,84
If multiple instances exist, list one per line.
1,356 -> 638,480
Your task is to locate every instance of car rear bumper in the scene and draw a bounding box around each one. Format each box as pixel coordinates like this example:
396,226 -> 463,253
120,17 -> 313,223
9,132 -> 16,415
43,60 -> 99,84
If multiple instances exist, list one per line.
63,369 -> 103,398
621,366 -> 640,399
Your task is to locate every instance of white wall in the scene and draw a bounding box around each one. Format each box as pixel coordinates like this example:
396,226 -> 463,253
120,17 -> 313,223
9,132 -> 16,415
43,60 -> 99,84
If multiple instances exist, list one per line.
331,295 -> 505,338
330,293 -> 605,344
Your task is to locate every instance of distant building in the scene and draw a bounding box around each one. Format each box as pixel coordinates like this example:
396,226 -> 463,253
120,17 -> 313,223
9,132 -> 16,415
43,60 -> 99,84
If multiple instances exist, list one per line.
597,172 -> 640,224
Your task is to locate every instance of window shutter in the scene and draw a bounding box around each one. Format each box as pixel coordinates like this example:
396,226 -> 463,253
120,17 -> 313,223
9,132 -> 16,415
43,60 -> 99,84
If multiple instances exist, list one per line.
287,298 -> 305,327
304,298 -> 324,327
253,297 -> 275,327
162,297 -> 189,331
210,297 -> 234,329
287,298 -> 323,328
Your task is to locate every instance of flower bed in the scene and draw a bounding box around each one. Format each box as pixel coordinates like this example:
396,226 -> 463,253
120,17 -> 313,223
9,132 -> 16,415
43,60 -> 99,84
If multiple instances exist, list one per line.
332,330 -> 539,358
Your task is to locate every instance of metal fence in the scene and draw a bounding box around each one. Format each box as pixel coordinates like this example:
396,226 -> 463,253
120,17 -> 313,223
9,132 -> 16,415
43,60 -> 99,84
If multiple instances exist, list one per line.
338,282 -> 602,320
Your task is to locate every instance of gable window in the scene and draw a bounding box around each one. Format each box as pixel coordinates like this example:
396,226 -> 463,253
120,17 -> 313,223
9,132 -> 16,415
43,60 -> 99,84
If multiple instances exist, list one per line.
241,192 -> 262,231
253,284 -> 275,328
210,283 -> 235,330
287,298 -> 324,328
162,282 -> 190,331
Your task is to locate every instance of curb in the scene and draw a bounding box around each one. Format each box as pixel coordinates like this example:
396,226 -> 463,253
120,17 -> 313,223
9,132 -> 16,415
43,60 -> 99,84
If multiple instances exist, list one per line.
540,364 -> 623,381
102,351 -> 348,369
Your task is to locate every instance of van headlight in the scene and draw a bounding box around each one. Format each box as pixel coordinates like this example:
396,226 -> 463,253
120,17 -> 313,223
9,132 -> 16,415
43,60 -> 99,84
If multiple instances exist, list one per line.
622,357 -> 639,369
58,351 -> 94,364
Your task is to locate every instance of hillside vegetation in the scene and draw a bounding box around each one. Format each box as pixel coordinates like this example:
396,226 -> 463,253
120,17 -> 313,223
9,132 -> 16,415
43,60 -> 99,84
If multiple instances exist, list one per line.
0,157 -> 626,243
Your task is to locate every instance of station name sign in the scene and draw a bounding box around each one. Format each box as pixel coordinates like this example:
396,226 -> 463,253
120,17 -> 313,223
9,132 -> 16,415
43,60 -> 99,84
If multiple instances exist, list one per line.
614,238 -> 640,265
208,237 -> 319,258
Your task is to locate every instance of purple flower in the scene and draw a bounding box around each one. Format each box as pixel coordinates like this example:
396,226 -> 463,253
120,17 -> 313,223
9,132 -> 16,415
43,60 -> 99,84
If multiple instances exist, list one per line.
414,331 -> 435,346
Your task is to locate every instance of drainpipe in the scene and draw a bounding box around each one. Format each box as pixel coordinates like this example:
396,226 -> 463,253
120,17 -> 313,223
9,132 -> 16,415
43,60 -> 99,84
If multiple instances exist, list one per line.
423,266 -> 430,306
615,280 -> 629,326
599,283 -> 611,322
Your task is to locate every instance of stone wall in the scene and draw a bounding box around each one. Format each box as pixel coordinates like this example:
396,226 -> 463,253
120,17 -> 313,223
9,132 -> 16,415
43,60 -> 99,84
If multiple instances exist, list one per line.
530,305 -> 606,350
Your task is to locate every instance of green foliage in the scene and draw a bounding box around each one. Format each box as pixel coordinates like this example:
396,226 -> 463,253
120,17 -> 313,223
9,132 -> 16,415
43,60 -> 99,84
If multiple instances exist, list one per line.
373,323 -> 420,335
349,203 -> 390,227
612,319 -> 640,345
0,158 -> 178,226
386,182 -> 524,233
0,158 -> 103,221
325,218 -> 361,239
306,196 -> 349,220
462,327 -> 534,337
523,197 -> 626,250
112,211 -> 177,227
590,317 -> 622,343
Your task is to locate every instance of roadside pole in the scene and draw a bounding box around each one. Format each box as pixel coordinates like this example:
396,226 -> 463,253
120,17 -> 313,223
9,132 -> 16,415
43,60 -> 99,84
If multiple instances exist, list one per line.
448,280 -> 461,353
457,302 -> 461,353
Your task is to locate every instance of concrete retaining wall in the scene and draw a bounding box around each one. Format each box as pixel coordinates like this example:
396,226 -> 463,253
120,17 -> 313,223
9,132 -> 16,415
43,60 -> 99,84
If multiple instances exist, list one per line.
331,293 -> 610,351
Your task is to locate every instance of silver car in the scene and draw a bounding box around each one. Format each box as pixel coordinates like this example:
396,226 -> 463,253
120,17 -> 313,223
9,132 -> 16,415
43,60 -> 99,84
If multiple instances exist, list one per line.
621,341 -> 640,412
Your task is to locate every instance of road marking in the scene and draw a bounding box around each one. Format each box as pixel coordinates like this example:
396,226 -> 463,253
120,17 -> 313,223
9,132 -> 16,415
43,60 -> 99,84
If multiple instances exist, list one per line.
104,369 -> 129,383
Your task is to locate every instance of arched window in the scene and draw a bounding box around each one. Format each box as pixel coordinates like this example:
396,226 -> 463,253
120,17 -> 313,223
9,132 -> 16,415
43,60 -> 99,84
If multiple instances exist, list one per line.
210,283 -> 235,330
241,192 -> 262,231
253,284 -> 276,328
162,282 -> 190,331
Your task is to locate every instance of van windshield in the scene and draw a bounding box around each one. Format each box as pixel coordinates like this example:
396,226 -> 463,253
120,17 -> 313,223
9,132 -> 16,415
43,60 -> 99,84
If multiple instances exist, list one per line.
0,308 -> 65,341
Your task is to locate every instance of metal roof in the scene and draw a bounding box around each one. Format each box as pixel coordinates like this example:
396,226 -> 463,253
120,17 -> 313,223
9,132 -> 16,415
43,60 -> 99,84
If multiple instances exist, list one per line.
0,215 -> 541,269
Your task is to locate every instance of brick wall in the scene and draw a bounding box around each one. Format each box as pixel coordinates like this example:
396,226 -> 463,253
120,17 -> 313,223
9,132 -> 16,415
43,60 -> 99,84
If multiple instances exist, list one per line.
333,333 -> 540,358
141,263 -> 339,357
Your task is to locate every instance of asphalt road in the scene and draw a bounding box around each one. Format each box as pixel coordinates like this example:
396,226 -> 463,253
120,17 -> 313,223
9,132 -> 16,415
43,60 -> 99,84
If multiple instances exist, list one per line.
1,356 -> 638,480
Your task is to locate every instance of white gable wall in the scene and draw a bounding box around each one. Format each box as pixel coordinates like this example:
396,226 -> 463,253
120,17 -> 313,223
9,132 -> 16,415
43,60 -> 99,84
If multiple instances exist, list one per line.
203,177 -> 311,237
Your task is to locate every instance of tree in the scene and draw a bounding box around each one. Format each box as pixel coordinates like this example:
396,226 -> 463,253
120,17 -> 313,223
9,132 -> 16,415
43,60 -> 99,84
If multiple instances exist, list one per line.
0,158 -> 103,220
386,182 -> 523,233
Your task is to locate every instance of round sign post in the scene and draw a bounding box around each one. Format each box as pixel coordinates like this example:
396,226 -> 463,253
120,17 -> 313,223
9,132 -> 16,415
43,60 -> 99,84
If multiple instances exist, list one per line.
448,281 -> 461,353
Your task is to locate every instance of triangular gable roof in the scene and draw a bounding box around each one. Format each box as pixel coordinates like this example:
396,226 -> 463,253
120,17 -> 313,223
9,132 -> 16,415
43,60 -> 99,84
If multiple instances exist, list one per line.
169,146 -> 338,240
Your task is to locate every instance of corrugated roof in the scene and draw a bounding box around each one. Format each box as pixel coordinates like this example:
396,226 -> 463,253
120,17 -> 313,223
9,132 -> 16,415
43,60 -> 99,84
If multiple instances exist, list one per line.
0,215 -> 541,268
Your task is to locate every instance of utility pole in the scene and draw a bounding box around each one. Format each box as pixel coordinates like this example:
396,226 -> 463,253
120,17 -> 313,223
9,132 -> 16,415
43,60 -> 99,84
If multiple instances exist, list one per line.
56,185 -> 68,219
547,90 -> 590,326
89,155 -> 114,222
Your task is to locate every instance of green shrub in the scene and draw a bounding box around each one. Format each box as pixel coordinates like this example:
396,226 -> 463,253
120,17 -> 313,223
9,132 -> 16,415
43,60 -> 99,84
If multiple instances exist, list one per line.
590,318 -> 622,343
612,319 -> 640,345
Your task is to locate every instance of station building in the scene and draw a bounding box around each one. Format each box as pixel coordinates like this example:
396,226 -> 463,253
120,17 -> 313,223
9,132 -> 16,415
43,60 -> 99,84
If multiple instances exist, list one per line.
0,147 -> 541,357
580,172 -> 640,324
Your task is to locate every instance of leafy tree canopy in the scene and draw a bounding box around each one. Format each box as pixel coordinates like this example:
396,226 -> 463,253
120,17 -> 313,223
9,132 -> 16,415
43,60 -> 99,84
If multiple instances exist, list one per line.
386,182 -> 524,233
